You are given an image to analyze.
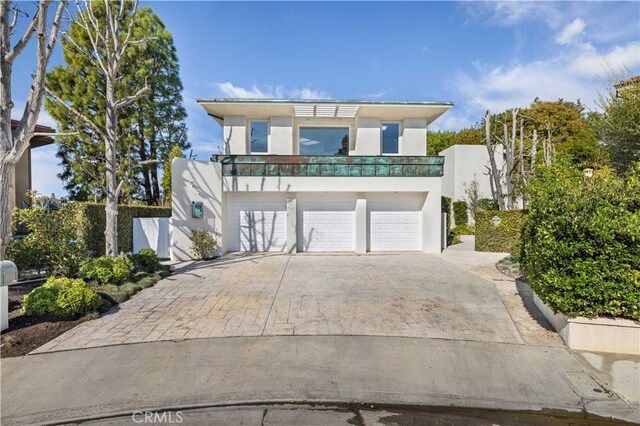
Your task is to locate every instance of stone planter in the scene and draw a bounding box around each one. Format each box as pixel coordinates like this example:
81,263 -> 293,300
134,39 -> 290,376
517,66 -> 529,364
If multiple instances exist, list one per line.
534,294 -> 640,355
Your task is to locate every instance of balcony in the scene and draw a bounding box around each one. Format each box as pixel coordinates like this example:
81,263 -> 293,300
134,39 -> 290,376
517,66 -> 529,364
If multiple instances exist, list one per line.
211,155 -> 444,177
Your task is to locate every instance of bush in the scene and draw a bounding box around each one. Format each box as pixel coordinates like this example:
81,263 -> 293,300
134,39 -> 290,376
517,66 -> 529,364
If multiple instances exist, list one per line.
453,200 -> 469,226
475,210 -> 527,253
9,203 -> 88,275
80,255 -> 132,284
476,198 -> 499,212
519,163 -> 640,320
130,248 -> 159,270
190,229 -> 218,260
453,224 -> 475,236
23,277 -> 101,317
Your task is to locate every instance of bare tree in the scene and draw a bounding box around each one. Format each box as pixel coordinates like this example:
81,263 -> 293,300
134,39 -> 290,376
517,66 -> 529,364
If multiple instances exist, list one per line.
46,0 -> 150,255
0,0 -> 67,259
484,110 -> 506,210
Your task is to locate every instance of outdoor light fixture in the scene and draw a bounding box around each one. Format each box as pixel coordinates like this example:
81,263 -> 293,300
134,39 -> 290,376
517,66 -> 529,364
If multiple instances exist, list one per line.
191,201 -> 204,219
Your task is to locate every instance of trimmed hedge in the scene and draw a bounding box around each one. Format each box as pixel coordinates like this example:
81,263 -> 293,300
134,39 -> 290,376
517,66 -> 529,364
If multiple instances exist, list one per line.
520,164 -> 640,320
453,200 -> 469,226
70,203 -> 171,256
441,196 -> 456,245
475,210 -> 527,253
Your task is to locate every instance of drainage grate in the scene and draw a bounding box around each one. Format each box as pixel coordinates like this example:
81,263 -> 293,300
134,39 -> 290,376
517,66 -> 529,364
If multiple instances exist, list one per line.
562,372 -> 616,400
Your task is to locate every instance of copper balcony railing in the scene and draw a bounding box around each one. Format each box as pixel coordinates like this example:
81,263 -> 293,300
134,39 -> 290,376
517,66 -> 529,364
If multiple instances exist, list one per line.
211,155 -> 444,177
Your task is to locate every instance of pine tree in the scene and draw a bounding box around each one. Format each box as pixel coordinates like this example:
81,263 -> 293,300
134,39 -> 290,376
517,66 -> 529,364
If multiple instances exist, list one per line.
45,6 -> 188,205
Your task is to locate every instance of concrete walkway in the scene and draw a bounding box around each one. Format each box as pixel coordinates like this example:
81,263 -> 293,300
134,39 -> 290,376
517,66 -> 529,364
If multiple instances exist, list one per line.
2,336 -> 638,425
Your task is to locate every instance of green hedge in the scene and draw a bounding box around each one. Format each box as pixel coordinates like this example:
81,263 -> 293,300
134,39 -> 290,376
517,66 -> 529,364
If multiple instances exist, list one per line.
70,203 -> 171,256
520,164 -> 640,320
453,200 -> 469,226
475,210 -> 527,252
441,196 -> 455,245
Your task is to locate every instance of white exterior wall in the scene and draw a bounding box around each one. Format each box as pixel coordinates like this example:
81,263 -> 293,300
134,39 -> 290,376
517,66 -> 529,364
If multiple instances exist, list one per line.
171,158 -> 224,260
402,118 -> 427,155
269,116 -> 293,154
439,144 -> 499,202
223,116 -> 246,154
354,117 -> 381,155
172,160 -> 443,256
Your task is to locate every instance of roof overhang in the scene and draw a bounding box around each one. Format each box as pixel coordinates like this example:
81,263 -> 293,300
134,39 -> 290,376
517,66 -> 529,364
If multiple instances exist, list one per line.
197,98 -> 454,126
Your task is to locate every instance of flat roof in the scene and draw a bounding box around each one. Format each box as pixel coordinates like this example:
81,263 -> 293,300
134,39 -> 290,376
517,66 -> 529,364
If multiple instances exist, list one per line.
198,98 -> 454,124
197,98 -> 454,106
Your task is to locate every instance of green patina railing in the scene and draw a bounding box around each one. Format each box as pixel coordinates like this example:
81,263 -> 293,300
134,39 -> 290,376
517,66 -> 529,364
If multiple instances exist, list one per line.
211,155 -> 444,177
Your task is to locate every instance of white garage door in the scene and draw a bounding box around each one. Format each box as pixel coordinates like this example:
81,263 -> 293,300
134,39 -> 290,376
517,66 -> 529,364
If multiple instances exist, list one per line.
369,193 -> 423,251
227,193 -> 287,252
298,193 -> 355,252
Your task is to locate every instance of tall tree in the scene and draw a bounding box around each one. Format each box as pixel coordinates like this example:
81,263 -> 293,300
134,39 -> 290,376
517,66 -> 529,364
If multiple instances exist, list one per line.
45,0 -> 150,256
47,7 -> 188,205
596,77 -> 640,174
0,0 -> 67,259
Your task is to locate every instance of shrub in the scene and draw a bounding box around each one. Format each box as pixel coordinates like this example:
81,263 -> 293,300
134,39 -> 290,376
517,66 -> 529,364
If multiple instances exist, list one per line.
475,210 -> 527,253
190,229 -> 218,260
452,200 -> 469,226
476,198 -> 499,212
441,196 -> 459,246
130,248 -> 159,270
519,163 -> 640,320
23,277 -> 101,317
453,224 -> 475,236
80,255 -> 132,284
9,203 -> 88,275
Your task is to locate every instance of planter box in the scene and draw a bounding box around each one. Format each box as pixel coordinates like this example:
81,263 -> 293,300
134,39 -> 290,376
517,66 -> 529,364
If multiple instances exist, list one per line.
534,294 -> 640,355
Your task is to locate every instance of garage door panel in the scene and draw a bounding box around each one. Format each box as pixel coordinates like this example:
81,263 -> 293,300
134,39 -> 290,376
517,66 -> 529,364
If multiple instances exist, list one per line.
369,193 -> 422,252
298,193 -> 356,252
228,193 -> 287,252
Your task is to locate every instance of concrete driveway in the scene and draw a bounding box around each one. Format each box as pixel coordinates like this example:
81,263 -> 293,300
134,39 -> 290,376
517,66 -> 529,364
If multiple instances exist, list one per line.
34,252 -> 523,353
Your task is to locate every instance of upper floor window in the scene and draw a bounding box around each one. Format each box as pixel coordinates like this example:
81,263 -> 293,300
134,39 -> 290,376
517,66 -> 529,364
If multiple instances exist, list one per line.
249,120 -> 269,153
299,127 -> 349,156
382,123 -> 400,154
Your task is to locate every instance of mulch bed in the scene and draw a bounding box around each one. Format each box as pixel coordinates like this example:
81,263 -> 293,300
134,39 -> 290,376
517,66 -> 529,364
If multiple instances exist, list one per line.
1,280 -> 91,358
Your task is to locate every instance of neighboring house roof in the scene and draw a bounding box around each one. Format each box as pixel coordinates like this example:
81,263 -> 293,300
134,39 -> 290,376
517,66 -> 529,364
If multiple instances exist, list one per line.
198,98 -> 454,124
10,119 -> 55,148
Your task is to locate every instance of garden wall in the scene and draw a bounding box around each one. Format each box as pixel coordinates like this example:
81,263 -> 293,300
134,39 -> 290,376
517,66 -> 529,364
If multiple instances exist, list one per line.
475,210 -> 527,253
72,203 -> 171,256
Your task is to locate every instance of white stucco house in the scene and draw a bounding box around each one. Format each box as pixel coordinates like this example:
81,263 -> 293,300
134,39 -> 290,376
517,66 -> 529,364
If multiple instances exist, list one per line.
170,98 -> 454,260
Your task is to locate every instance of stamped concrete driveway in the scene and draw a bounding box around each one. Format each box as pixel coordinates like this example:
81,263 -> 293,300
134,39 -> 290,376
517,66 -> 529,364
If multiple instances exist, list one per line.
34,253 -> 523,353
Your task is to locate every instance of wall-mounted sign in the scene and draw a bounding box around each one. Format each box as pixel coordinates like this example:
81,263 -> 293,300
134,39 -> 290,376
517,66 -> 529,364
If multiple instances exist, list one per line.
492,215 -> 501,227
191,201 -> 204,219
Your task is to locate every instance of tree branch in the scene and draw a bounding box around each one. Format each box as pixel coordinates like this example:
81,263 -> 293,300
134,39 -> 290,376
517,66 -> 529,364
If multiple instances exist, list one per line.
45,86 -> 107,140
5,1 -> 40,63
114,83 -> 149,110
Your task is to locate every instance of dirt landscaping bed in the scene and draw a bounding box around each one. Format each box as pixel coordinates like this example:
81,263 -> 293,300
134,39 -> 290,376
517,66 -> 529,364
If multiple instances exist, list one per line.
1,268 -> 171,358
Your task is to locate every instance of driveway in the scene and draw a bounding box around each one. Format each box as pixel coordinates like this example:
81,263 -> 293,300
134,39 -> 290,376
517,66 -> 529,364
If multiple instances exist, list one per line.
34,252 -> 524,353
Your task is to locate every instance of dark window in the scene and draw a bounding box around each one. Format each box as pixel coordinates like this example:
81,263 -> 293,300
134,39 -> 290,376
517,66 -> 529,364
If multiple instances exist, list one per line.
382,123 -> 400,154
299,127 -> 349,156
250,121 -> 268,153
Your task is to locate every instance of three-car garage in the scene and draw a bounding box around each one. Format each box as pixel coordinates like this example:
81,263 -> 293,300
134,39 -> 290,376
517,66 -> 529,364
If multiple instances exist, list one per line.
226,192 -> 426,253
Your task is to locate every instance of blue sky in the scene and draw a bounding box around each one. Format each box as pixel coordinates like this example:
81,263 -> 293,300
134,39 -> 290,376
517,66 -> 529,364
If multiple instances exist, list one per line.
10,1 -> 640,197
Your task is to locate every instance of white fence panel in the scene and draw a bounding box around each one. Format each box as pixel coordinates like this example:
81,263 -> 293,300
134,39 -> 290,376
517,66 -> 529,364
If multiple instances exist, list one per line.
133,218 -> 171,258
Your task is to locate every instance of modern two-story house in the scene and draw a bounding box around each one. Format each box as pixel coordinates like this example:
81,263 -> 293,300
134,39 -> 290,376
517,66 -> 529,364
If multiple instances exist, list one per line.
170,98 -> 453,260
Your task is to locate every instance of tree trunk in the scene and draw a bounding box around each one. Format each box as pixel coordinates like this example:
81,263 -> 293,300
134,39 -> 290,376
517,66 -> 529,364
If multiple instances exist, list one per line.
137,113 -> 153,204
0,151 -> 16,260
149,128 -> 160,205
104,75 -> 119,255
484,110 -> 505,210
504,114 -> 514,210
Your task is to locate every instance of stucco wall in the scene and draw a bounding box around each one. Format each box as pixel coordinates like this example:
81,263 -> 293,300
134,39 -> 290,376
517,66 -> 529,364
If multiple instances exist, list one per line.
223,116 -> 246,154
402,118 -> 427,156
14,148 -> 30,208
171,158 -> 224,260
269,116 -> 293,154
439,145 -> 499,202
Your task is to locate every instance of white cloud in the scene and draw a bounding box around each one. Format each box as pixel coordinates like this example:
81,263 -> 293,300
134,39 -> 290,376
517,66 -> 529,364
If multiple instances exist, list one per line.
555,18 -> 585,45
569,41 -> 640,77
464,1 -> 561,28
215,82 -> 329,99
